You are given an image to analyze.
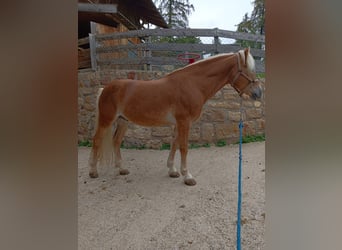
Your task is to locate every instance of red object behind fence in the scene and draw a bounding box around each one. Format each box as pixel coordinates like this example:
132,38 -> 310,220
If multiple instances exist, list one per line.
177,53 -> 201,64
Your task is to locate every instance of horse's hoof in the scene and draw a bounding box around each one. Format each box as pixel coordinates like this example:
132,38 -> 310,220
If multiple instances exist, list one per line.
119,169 -> 130,175
89,172 -> 99,178
184,178 -> 197,186
169,171 -> 180,178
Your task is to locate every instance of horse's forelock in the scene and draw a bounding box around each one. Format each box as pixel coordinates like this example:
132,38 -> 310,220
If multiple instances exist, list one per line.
239,50 -> 255,73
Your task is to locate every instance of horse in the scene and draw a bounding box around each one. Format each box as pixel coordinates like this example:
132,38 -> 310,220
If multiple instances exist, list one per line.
88,48 -> 263,186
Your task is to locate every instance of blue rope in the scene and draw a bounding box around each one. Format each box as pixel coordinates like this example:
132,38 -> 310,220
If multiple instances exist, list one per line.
237,117 -> 244,250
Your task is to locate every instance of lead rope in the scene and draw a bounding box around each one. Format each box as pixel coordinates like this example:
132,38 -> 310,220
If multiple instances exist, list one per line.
236,97 -> 244,250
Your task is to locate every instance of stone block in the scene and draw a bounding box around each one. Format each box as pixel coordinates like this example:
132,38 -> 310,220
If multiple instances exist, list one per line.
189,126 -> 201,141
206,101 -> 226,109
79,109 -> 88,116
227,101 -> 242,110
129,126 -> 151,139
256,119 -> 265,131
145,140 -> 162,149
201,109 -> 226,122
83,103 -> 95,111
242,100 -> 254,107
243,121 -> 256,135
246,108 -> 263,119
161,136 -> 173,144
201,123 -> 214,142
223,91 -> 239,100
151,127 -> 173,137
211,91 -> 222,100
223,85 -> 234,91
254,101 -> 262,107
228,111 -> 241,122
215,123 -> 239,139
78,97 -> 84,106
84,95 -> 95,104
81,87 -> 94,95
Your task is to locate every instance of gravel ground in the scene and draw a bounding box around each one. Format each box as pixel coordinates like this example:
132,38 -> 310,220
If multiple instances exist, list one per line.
78,141 -> 265,249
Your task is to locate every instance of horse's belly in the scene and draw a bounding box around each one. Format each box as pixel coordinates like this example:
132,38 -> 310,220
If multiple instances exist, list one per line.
123,110 -> 176,127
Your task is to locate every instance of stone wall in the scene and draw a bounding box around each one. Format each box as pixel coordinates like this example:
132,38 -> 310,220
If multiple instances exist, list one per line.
78,69 -> 265,149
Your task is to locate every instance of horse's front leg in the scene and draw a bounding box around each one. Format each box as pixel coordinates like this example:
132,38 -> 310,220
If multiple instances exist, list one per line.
177,121 -> 196,186
167,126 -> 180,178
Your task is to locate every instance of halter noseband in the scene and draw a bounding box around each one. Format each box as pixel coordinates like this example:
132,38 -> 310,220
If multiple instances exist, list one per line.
230,53 -> 256,96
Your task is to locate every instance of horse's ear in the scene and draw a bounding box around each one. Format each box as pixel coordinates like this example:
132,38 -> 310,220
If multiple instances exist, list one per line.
244,47 -> 250,67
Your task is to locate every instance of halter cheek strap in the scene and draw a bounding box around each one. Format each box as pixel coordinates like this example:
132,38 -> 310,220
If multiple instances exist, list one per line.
230,53 -> 255,95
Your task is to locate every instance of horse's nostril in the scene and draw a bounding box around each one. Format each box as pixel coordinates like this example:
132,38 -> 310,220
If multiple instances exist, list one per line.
252,87 -> 262,100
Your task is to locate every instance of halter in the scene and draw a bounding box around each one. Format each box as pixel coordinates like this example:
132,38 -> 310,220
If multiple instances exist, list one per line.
230,53 -> 256,96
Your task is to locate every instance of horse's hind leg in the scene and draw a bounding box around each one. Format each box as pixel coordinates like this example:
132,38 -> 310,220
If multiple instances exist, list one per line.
113,117 -> 129,175
167,125 -> 180,178
89,125 -> 108,178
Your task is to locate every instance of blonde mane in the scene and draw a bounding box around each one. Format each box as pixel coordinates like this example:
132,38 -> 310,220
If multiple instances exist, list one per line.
168,50 -> 255,76
167,53 -> 235,76
238,49 -> 255,72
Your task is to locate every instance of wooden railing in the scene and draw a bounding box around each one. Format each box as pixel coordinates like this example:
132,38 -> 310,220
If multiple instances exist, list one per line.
78,37 -> 91,69
83,28 -> 265,72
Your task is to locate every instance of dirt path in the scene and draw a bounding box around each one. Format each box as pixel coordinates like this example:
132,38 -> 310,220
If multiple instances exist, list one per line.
78,142 -> 265,249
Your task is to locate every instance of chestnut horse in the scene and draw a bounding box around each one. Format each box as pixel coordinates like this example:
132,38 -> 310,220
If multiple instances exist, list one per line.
89,48 -> 262,186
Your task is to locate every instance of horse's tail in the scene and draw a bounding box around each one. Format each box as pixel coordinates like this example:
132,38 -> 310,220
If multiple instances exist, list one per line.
93,87 -> 114,167
98,126 -> 114,167
93,87 -> 103,133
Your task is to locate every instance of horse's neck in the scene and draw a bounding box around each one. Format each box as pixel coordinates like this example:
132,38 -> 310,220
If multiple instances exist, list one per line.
186,55 -> 237,101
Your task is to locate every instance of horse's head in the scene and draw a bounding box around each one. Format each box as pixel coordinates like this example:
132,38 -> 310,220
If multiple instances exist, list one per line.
230,48 -> 263,100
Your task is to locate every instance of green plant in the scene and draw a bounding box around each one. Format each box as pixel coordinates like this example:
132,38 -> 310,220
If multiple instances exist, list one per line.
137,145 -> 146,150
160,143 -> 171,150
78,140 -> 92,147
215,140 -> 227,147
189,143 -> 201,149
256,72 -> 265,78
236,134 -> 265,144
121,143 -> 147,150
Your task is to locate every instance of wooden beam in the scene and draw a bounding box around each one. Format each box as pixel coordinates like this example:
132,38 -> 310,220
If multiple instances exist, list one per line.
78,37 -> 89,46
98,57 -> 265,73
78,3 -> 117,14
96,28 -> 265,43
96,43 -> 265,58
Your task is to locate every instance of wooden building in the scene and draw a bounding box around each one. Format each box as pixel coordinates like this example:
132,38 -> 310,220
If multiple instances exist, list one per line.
78,0 -> 168,69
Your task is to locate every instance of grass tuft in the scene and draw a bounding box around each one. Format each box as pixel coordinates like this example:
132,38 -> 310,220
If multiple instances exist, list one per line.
236,134 -> 265,144
160,143 -> 171,150
215,140 -> 227,147
78,140 -> 92,147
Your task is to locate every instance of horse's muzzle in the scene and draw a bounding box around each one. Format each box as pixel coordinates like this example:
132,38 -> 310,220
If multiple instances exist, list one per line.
251,85 -> 263,100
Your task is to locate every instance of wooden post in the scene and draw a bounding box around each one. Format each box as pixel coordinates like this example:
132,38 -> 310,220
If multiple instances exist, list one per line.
89,34 -> 97,70
146,36 -> 152,71
214,28 -> 219,54
89,22 -> 97,70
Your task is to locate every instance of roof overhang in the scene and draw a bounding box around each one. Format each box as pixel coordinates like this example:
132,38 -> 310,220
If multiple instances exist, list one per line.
78,3 -> 118,13
78,0 -> 167,31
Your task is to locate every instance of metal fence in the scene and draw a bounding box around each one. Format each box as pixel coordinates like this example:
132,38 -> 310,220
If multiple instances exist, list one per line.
87,28 -> 265,72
